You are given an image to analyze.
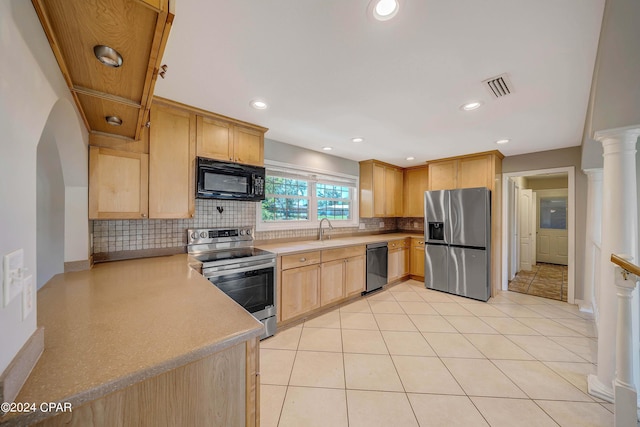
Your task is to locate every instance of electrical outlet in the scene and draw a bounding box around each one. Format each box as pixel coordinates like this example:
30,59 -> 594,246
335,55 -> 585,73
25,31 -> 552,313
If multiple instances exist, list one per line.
359,223 -> 365,230
22,274 -> 34,320
3,249 -> 24,307
413,221 -> 419,228
379,221 -> 385,228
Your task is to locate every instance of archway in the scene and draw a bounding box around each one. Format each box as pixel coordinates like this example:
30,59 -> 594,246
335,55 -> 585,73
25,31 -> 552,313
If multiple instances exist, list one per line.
35,99 -> 88,288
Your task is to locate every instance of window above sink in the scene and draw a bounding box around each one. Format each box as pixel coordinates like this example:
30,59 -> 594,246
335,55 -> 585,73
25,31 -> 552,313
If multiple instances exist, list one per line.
256,161 -> 359,231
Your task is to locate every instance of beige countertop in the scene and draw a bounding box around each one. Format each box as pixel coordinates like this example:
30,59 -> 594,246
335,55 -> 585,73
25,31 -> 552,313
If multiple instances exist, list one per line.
1,254 -> 263,426
256,232 -> 423,255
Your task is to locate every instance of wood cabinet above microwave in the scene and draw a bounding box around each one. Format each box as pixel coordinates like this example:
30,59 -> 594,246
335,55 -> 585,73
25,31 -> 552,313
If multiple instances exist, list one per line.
32,0 -> 174,140
196,116 -> 266,167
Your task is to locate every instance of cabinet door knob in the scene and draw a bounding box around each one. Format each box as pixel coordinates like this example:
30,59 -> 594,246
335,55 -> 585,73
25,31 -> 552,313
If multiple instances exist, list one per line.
300,257 -> 306,262
141,213 -> 147,218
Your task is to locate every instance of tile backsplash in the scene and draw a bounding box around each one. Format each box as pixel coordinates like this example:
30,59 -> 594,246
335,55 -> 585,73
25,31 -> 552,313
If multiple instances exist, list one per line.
92,199 -> 399,256
397,218 -> 424,233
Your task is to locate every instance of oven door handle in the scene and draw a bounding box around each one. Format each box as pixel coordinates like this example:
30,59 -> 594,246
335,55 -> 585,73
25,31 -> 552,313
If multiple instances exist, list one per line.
203,261 -> 275,277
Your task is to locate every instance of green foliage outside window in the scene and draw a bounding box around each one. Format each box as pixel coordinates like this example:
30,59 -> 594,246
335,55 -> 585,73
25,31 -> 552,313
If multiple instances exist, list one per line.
262,177 -> 353,222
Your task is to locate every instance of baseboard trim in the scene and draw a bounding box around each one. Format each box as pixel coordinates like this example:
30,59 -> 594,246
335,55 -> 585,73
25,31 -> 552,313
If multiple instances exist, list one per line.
588,374 -> 614,403
64,256 -> 93,272
0,327 -> 45,408
576,299 -> 594,314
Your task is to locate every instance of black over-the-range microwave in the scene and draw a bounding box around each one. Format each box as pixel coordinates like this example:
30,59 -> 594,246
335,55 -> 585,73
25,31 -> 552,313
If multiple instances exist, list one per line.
196,157 -> 266,201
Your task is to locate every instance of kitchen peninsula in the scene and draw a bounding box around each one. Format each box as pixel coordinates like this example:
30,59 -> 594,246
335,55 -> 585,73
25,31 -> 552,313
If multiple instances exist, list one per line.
0,255 -> 262,427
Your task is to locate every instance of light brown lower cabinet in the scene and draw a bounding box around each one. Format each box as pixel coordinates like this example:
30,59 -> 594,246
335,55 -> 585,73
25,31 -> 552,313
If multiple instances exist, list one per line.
321,259 -> 345,306
388,239 -> 410,283
410,238 -> 425,279
344,255 -> 365,297
279,246 -> 365,323
36,339 -> 260,427
321,253 -> 366,306
281,264 -> 321,322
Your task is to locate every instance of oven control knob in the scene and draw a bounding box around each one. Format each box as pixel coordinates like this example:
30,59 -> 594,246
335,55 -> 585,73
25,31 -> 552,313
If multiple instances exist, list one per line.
200,232 -> 207,238
239,229 -> 245,236
191,232 -> 198,240
246,229 -> 252,236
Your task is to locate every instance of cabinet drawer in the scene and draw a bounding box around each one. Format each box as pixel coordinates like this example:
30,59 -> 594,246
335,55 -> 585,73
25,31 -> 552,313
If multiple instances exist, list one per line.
388,239 -> 409,250
281,251 -> 321,270
411,237 -> 425,247
322,245 -> 366,263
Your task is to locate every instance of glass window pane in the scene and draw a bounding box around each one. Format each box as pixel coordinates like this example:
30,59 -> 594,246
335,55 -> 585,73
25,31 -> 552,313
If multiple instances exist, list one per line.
318,201 -> 350,220
539,197 -> 567,229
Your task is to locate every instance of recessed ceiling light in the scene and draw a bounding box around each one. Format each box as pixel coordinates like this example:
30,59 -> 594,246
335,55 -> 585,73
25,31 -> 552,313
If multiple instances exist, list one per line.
370,0 -> 399,21
351,137 -> 364,143
406,156 -> 415,161
250,99 -> 268,109
322,147 -> 333,151
105,116 -> 123,126
496,139 -> 510,145
460,101 -> 483,111
93,45 -> 123,68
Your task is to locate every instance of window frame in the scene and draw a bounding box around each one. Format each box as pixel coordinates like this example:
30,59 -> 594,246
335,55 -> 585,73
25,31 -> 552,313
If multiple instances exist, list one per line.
256,160 -> 359,231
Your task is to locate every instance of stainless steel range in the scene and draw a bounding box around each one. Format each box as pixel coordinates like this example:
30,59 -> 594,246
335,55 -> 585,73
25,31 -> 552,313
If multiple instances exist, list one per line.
187,227 -> 276,339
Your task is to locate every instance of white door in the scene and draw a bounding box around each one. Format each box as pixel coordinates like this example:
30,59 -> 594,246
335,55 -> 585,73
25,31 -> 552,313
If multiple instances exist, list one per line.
536,189 -> 568,265
518,189 -> 533,271
508,179 -> 518,280
530,192 -> 537,267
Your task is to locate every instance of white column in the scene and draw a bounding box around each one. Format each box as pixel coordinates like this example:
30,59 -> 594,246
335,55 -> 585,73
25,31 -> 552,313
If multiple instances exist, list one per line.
588,125 -> 640,402
581,169 -> 603,314
613,259 -> 638,427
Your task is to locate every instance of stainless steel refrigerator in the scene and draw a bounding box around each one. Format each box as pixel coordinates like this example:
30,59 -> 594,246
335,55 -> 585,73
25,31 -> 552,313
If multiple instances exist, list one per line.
424,187 -> 491,301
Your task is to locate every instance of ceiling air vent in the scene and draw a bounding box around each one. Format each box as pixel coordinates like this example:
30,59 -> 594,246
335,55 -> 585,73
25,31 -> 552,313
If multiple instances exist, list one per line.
482,74 -> 513,98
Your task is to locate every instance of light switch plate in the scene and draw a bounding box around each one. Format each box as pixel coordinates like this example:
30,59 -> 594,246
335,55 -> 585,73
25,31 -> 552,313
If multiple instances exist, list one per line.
22,274 -> 34,320
3,249 -> 24,307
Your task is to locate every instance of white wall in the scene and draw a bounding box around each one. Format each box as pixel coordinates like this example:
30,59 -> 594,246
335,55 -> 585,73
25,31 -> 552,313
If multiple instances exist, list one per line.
265,138 -> 359,175
0,1 -> 88,373
584,0 -> 640,135
36,132 -> 65,288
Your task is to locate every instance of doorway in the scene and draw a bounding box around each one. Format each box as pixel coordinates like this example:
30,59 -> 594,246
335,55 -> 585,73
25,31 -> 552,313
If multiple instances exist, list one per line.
502,168 -> 575,303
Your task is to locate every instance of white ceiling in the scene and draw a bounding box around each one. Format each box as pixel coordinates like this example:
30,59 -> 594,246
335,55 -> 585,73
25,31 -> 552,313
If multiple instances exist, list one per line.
155,0 -> 605,167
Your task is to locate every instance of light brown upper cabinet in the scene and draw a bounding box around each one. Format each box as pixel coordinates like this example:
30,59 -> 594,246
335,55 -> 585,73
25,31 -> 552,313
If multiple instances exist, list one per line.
458,155 -> 492,189
428,159 -> 458,191
196,116 -> 233,162
148,101 -> 196,218
427,151 -> 502,192
403,166 -> 429,217
385,167 -> 404,217
88,96 -> 266,220
360,160 -> 404,218
233,126 -> 264,167
197,116 -> 266,167
89,147 -> 149,219
32,0 -> 174,140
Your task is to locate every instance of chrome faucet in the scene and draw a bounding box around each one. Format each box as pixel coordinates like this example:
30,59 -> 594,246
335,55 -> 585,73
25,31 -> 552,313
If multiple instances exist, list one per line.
319,218 -> 334,241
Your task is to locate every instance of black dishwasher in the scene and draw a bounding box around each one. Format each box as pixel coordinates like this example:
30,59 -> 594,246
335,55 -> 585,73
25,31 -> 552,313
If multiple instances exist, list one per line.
365,242 -> 388,293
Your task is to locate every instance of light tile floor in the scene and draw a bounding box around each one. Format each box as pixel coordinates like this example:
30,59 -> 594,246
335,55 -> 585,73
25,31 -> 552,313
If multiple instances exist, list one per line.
260,280 -> 610,427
